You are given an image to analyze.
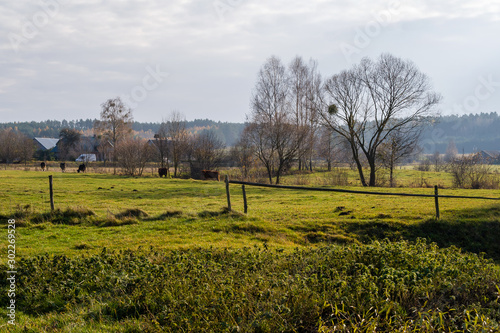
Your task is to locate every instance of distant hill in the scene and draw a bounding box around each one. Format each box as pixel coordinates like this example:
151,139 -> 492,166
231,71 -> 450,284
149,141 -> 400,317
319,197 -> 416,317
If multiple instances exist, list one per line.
1,112 -> 498,151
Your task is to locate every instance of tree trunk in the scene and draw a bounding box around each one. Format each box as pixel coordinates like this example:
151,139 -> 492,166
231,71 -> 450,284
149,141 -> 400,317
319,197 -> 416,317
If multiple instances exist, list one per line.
368,158 -> 376,187
266,164 -> 273,184
355,159 -> 367,186
389,166 -> 394,187
350,144 -> 367,186
113,147 -> 117,175
275,160 -> 284,184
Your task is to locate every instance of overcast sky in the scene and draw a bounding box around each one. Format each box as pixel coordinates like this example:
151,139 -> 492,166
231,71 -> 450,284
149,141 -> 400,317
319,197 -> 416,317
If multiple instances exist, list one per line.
1,0 -> 499,123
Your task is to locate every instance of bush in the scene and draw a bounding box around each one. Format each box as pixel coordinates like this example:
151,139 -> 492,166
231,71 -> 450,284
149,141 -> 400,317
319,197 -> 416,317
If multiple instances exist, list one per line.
3,240 -> 500,332
448,154 -> 500,189
116,138 -> 154,176
415,158 -> 431,172
323,168 -> 349,186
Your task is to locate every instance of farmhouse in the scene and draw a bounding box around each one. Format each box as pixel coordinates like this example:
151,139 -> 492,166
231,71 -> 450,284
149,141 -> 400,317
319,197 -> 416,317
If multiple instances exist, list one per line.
76,136 -> 113,162
147,138 -> 173,153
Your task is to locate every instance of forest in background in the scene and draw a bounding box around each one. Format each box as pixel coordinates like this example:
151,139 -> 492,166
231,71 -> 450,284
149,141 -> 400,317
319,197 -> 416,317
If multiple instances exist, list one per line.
0,118 -> 246,147
0,112 -> 499,153
420,112 -> 500,153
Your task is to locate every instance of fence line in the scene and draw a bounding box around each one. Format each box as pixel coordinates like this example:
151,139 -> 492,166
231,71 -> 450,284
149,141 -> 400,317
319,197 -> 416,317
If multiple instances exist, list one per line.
224,177 -> 500,219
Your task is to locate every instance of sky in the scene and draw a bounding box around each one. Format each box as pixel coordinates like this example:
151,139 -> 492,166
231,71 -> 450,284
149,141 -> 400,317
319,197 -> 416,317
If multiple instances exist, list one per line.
1,0 -> 499,123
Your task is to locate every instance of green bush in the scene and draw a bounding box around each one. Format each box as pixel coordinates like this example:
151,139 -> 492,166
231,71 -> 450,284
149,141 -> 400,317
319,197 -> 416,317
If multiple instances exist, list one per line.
2,240 -> 500,332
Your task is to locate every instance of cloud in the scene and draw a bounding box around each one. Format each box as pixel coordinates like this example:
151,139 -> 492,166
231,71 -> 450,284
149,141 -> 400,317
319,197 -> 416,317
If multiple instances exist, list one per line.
0,0 -> 499,123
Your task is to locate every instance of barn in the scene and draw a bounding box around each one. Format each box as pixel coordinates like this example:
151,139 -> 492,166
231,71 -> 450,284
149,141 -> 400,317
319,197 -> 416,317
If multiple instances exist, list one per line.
33,137 -> 60,160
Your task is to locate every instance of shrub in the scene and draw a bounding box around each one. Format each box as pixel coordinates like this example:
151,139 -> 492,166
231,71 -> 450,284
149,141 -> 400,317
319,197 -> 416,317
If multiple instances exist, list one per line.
3,240 -> 500,332
415,158 -> 431,172
114,208 -> 148,219
448,154 -> 500,189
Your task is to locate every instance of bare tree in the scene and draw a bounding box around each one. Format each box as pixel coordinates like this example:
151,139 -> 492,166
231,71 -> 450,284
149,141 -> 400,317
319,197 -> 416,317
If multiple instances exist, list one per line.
154,121 -> 170,173
244,122 -> 276,184
431,151 -> 443,172
444,139 -> 458,162
317,126 -> 340,171
0,129 -> 19,164
377,124 -> 420,187
303,60 -> 323,171
0,129 -> 31,166
94,97 -> 133,174
288,57 -> 323,172
231,129 -> 255,179
247,56 -> 307,184
322,69 -> 367,185
19,134 -> 35,166
322,54 -> 441,186
289,56 -> 310,171
166,111 -> 189,178
116,137 -> 153,176
187,130 -> 226,173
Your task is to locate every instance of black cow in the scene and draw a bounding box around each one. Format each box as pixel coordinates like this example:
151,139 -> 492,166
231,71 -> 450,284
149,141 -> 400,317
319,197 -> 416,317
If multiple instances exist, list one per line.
202,170 -> 220,181
60,163 -> 66,172
40,162 -> 46,171
77,164 -> 86,173
158,168 -> 168,177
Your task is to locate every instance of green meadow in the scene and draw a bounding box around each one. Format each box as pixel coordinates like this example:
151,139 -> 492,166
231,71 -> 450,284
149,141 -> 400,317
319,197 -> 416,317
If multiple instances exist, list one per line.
1,169 -> 500,332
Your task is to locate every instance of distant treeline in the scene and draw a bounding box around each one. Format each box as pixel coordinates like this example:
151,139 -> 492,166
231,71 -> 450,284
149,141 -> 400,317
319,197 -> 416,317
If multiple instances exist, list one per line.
0,119 -> 246,147
0,113 -> 498,151
421,112 -> 500,153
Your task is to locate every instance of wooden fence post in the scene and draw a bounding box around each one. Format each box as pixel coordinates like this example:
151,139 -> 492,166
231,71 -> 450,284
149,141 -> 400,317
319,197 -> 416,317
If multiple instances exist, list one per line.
242,184 -> 248,214
434,185 -> 440,219
225,175 -> 231,212
49,175 -> 54,211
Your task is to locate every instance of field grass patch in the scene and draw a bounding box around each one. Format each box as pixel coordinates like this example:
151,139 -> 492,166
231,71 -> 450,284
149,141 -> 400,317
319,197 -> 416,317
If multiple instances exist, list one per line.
114,208 -> 148,219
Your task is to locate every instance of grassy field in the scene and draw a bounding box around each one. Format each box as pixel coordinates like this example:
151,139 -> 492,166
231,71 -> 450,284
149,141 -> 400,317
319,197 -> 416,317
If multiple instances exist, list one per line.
1,169 -> 500,331
1,169 -> 499,258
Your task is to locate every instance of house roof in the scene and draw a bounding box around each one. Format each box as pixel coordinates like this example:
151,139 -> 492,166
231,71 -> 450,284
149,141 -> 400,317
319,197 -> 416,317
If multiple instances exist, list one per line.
34,137 -> 59,150
480,150 -> 500,159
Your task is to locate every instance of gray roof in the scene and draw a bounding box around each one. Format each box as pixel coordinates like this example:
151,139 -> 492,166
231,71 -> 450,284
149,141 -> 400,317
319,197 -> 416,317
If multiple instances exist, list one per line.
34,137 -> 59,150
480,150 -> 500,159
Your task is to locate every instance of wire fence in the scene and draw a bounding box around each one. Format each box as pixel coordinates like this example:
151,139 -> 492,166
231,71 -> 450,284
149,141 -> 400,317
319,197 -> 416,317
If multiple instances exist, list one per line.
224,176 -> 500,219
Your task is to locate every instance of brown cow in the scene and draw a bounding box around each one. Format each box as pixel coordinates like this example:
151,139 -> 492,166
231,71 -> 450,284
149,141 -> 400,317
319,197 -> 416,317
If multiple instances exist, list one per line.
202,170 -> 220,181
158,168 -> 168,178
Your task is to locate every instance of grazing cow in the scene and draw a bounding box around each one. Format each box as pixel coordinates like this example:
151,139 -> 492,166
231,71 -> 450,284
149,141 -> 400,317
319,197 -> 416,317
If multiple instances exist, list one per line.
202,170 -> 220,181
158,168 -> 168,178
40,162 -> 46,171
60,162 -> 66,172
77,164 -> 86,173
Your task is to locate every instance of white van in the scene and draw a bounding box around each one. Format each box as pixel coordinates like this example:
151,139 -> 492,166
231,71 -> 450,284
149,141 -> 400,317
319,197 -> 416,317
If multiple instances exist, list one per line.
75,154 -> 97,162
